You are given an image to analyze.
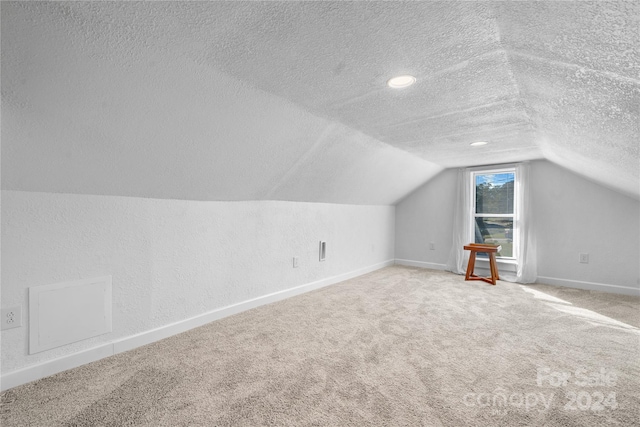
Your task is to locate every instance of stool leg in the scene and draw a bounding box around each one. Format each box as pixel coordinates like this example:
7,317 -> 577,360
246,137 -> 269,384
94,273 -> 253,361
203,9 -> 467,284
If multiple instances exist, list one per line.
489,253 -> 497,285
465,251 -> 476,280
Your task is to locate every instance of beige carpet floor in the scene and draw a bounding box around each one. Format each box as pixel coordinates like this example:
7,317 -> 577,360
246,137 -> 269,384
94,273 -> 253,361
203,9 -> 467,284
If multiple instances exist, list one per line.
2,266 -> 639,426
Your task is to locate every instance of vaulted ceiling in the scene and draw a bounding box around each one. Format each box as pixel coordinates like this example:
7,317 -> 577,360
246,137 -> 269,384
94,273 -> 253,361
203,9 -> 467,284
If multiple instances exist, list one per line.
2,2 -> 638,203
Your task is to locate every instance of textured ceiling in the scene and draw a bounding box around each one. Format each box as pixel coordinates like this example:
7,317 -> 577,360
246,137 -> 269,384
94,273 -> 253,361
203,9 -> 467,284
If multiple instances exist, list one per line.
2,1 -> 638,203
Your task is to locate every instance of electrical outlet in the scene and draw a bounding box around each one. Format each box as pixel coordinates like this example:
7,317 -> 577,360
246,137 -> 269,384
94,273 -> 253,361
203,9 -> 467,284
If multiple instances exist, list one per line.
293,257 -> 299,268
429,242 -> 435,250
579,253 -> 589,264
1,306 -> 22,331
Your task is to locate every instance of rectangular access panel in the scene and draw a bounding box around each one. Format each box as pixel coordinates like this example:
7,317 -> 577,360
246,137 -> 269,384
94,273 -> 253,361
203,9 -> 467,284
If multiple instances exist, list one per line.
29,276 -> 112,354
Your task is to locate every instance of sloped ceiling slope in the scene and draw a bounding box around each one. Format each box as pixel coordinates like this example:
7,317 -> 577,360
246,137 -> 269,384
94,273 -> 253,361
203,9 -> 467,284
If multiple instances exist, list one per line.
497,2 -> 639,199
1,2 -> 638,203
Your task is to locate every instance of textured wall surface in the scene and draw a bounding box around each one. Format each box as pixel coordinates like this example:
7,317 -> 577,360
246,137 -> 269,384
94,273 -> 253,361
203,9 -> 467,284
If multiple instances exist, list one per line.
394,161 -> 640,290
2,2 -> 638,202
1,191 -> 394,374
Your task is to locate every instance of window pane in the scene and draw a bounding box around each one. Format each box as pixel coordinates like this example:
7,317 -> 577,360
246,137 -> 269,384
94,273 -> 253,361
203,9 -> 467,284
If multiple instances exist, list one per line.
474,217 -> 513,257
475,172 -> 515,214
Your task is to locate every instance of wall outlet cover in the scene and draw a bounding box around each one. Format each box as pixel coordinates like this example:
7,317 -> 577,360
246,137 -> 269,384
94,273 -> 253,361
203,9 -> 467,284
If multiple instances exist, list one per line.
1,306 -> 22,331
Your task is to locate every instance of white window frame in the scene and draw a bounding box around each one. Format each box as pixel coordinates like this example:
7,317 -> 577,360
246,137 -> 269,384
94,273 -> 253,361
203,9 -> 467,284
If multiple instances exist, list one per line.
470,165 -> 518,262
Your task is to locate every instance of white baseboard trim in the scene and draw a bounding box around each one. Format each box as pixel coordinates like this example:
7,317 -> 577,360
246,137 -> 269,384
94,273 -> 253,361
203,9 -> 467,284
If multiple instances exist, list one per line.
0,344 -> 115,392
112,259 -> 394,354
394,259 -> 447,271
1,259 -> 394,392
536,276 -> 640,297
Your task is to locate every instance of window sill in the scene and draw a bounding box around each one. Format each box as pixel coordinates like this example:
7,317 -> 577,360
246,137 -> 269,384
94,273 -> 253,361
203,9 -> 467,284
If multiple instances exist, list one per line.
475,257 -> 517,273
476,257 -> 517,265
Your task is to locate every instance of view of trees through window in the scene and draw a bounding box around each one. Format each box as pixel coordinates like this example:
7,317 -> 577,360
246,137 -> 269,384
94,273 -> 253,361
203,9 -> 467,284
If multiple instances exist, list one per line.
474,171 -> 515,258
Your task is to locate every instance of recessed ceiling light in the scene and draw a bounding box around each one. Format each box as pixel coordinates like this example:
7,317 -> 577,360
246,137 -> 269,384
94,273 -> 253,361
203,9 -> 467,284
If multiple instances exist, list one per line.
387,75 -> 416,89
470,141 -> 488,146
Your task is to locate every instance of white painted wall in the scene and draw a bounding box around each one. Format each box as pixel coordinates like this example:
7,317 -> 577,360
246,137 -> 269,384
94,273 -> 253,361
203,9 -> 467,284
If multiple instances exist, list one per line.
531,160 -> 640,291
394,169 -> 458,270
395,160 -> 640,294
1,191 -> 394,382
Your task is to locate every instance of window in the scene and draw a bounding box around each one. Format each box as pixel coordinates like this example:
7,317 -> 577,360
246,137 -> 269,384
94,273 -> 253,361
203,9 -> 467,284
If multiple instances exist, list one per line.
471,167 -> 516,259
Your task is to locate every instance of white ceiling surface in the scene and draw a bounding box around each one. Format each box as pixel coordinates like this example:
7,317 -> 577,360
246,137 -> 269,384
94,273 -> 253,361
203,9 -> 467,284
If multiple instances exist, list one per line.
2,2 -> 638,203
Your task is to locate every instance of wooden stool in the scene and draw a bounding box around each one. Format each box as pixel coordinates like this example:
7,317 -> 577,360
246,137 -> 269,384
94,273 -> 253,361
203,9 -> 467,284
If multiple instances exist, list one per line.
464,243 -> 501,285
